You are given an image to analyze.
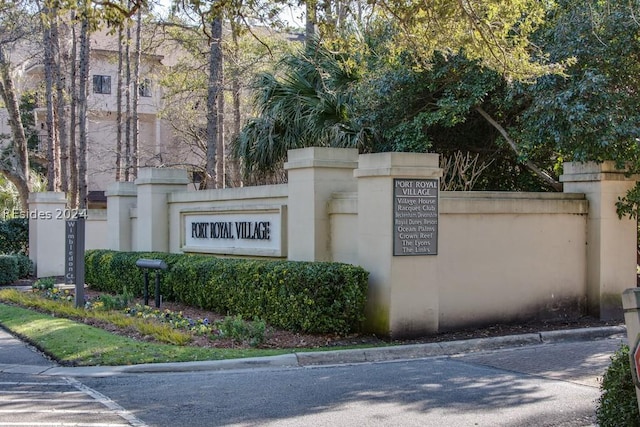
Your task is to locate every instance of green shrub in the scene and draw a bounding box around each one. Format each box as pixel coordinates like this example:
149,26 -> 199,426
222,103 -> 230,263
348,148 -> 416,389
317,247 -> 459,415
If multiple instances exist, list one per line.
32,277 -> 56,290
0,255 -> 18,285
13,254 -> 33,278
216,315 -> 266,346
596,344 -> 640,427
84,249 -> 369,335
0,218 -> 28,255
95,288 -> 133,311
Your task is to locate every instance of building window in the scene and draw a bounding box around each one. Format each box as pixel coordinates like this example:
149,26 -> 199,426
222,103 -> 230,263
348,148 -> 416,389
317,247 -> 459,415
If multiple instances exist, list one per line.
93,75 -> 111,94
139,78 -> 152,97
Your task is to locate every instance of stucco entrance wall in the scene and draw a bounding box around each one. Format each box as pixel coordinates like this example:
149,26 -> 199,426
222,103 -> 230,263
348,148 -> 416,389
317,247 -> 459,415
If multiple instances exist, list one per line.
28,148 -> 638,338
436,192 -> 588,331
326,189 -> 589,335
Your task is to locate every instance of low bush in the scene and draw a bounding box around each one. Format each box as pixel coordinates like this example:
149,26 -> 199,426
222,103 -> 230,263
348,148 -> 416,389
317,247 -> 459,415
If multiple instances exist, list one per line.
32,277 -> 56,291
0,255 -> 18,285
0,253 -> 32,283
596,344 -> 640,426
14,254 -> 33,278
0,218 -> 28,255
84,249 -> 369,335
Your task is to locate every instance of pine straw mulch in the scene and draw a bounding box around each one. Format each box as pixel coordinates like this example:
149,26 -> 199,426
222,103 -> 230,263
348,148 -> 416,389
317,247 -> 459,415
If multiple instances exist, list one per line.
3,279 -> 626,351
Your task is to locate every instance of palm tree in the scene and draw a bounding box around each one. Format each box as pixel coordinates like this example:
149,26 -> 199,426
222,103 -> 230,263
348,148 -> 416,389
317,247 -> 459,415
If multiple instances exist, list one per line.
232,38 -> 368,180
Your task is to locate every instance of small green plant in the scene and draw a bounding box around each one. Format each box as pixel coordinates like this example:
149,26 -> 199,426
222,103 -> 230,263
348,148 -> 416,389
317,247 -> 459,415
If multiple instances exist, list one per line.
32,277 -> 56,290
93,287 -> 133,311
215,315 -> 266,347
596,344 -> 640,427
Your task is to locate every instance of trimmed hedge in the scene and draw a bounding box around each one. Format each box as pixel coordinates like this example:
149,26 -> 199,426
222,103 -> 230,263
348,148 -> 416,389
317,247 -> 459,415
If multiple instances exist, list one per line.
13,254 -> 33,278
0,255 -> 18,285
84,250 -> 369,335
0,253 -> 33,285
0,218 -> 28,255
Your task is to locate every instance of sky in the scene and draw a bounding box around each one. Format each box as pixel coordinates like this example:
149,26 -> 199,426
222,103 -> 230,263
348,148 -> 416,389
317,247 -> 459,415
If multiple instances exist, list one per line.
153,0 -> 304,28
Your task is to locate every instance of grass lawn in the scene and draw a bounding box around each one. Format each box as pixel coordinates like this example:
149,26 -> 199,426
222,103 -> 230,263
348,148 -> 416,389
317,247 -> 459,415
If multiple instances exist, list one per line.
0,293 -> 292,366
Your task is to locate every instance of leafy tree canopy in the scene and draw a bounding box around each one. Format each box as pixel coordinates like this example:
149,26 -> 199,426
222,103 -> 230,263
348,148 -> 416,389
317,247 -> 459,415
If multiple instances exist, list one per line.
371,0 -> 562,80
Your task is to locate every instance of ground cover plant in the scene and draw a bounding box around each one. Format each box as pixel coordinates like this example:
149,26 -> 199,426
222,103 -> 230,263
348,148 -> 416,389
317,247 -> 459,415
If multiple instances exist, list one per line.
0,303 -> 286,366
0,286 -> 331,366
0,287 -> 319,350
0,276 -> 627,368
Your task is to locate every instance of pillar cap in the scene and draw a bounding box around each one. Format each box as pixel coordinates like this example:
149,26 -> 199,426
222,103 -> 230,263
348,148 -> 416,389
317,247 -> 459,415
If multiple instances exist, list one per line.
105,182 -> 137,197
354,152 -> 442,178
560,161 -> 640,182
135,168 -> 190,185
27,191 -> 67,204
623,288 -> 640,311
284,147 -> 359,170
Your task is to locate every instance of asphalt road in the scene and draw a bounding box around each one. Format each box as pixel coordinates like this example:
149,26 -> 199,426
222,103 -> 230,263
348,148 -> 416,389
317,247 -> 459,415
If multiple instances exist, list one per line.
0,327 -> 627,426
79,338 -> 623,427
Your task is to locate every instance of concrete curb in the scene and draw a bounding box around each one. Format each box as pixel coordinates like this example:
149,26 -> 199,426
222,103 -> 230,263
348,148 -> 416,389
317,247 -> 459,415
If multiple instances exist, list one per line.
42,354 -> 300,377
23,325 -> 625,377
539,325 -> 627,343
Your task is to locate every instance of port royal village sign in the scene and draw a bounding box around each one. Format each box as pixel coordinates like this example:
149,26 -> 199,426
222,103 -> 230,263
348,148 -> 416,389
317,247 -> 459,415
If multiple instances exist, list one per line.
181,207 -> 287,257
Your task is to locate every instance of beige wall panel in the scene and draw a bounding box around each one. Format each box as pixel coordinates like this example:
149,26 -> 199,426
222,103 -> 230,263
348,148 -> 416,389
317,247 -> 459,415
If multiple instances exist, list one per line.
437,212 -> 587,329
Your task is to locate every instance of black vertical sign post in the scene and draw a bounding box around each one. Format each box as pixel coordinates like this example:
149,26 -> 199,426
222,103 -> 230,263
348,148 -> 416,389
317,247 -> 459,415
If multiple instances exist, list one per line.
65,220 -> 76,285
66,214 -> 86,308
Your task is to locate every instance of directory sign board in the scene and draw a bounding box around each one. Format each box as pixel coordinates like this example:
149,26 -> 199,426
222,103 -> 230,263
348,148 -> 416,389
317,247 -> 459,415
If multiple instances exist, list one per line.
393,179 -> 438,256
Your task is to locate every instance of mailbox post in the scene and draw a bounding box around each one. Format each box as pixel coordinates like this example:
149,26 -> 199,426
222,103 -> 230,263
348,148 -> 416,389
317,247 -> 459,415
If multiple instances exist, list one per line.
135,258 -> 167,308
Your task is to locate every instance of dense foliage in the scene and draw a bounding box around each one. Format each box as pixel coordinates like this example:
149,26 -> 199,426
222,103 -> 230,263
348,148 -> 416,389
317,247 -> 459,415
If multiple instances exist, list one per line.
234,0 -> 640,199
0,252 -> 33,284
84,250 -> 369,335
0,218 -> 28,255
596,344 -> 640,427
0,255 -> 18,285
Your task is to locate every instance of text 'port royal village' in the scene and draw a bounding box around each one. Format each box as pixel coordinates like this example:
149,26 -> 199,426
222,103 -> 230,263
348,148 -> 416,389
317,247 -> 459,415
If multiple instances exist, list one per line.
191,221 -> 271,240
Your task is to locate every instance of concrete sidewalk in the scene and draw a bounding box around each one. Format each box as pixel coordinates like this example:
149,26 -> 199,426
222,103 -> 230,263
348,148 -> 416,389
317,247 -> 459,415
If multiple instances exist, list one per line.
0,323 -> 627,378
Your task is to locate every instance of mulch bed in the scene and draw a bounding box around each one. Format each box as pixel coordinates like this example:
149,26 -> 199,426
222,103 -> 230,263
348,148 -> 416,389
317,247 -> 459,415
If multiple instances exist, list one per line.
2,278 -> 626,350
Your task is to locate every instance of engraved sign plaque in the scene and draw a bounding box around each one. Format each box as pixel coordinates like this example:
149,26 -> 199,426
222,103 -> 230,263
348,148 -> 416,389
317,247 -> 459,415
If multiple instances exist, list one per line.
393,178 -> 438,256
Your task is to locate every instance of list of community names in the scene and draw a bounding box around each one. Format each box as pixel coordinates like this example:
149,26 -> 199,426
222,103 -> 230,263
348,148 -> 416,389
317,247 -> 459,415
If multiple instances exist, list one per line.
393,178 -> 438,256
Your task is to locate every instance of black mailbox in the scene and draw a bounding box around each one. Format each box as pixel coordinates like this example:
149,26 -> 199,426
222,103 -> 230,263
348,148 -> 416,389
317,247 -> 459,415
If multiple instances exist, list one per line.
136,259 -> 168,270
136,258 -> 168,308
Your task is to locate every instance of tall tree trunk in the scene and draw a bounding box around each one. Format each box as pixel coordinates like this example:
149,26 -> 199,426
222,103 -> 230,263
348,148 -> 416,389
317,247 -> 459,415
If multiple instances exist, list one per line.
216,75 -> 224,188
305,0 -> 318,41
230,23 -> 242,187
68,14 -> 79,209
77,10 -> 90,209
115,25 -> 124,181
124,22 -> 132,181
205,16 -> 223,189
131,7 -> 142,180
43,4 -> 60,191
0,46 -> 30,210
55,15 -> 69,193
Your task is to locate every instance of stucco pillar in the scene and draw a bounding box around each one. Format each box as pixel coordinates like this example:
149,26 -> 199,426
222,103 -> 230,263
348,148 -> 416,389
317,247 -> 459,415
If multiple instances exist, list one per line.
28,191 -> 66,278
284,147 -> 359,261
561,161 -> 638,320
136,168 -> 189,252
355,152 -> 442,338
105,182 -> 137,251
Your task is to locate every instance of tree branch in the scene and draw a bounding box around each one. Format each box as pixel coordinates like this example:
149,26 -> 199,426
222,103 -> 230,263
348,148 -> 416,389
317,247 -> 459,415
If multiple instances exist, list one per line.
475,105 -> 562,191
